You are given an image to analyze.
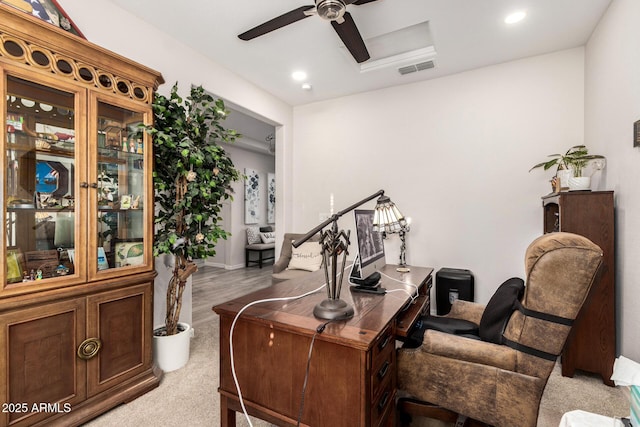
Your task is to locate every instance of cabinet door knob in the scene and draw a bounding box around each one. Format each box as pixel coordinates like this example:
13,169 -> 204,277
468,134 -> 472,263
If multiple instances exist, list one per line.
80,182 -> 89,188
90,183 -> 98,189
77,337 -> 102,360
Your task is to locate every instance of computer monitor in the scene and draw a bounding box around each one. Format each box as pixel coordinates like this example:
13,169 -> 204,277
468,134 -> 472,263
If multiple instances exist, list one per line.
351,209 -> 386,287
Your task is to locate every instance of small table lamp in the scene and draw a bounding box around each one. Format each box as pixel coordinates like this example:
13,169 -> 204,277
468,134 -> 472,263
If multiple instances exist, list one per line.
373,196 -> 410,272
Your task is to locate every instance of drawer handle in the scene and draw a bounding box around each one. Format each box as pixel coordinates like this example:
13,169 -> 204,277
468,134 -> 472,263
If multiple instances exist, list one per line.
77,337 -> 102,360
378,360 -> 390,380
378,334 -> 391,351
378,391 -> 390,411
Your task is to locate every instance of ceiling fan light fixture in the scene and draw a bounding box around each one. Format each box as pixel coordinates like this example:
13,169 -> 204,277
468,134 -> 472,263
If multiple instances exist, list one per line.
505,10 -> 527,24
316,0 -> 346,22
292,70 -> 308,81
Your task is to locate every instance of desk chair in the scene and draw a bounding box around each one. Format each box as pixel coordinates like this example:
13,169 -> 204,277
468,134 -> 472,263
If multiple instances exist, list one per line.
397,232 -> 603,427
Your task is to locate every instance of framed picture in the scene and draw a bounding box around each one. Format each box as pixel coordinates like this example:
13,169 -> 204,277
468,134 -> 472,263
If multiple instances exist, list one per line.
114,240 -> 144,268
97,247 -> 109,270
35,160 -> 73,198
244,168 -> 260,224
634,120 -> 640,147
6,249 -> 24,283
267,172 -> 275,224
120,194 -> 132,210
8,0 -> 87,38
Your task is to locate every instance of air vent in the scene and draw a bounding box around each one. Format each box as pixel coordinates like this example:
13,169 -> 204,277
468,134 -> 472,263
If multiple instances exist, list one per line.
398,60 -> 435,75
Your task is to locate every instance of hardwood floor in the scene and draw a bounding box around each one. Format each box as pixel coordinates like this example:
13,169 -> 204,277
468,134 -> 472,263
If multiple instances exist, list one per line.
191,264 -> 273,329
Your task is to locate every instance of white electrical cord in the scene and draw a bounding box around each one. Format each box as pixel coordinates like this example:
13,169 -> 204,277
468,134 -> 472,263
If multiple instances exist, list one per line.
347,258 -> 418,302
229,283 -> 327,427
378,270 -> 419,303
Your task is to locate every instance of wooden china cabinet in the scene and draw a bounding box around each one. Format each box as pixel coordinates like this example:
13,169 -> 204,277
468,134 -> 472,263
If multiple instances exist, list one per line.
0,5 -> 164,426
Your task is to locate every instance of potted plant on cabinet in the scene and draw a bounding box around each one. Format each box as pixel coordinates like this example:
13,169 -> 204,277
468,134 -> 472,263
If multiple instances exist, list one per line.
530,145 -> 605,191
145,83 -> 240,371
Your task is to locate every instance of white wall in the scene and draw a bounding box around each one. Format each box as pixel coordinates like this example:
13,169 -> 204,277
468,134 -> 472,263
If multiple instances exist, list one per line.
56,0 -> 638,358
57,0 -> 295,240
56,0 -> 292,327
585,0 -> 640,361
206,145 -> 275,269
292,48 -> 586,305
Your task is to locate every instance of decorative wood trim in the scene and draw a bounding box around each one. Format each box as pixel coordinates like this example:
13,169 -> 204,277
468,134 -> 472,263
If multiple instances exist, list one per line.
0,4 -> 164,104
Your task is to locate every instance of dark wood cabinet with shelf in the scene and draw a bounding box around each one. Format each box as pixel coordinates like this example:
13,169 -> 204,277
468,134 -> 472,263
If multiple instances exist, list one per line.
542,191 -> 615,386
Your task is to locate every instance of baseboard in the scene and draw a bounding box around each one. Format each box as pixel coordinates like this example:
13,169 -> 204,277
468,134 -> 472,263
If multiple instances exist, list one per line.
203,261 -> 246,270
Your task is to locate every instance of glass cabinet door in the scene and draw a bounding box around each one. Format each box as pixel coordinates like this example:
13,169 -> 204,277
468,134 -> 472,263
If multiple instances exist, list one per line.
92,99 -> 148,276
4,75 -> 80,285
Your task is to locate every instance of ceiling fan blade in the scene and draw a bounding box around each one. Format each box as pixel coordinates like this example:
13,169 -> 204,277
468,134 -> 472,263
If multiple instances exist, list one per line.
331,12 -> 370,63
238,5 -> 315,40
349,0 -> 380,5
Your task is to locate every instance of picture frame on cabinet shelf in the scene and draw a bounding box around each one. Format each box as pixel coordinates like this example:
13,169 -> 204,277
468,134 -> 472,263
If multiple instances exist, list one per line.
24,249 -> 59,278
6,248 -> 24,283
114,240 -> 144,268
97,247 -> 109,270
120,194 -> 132,210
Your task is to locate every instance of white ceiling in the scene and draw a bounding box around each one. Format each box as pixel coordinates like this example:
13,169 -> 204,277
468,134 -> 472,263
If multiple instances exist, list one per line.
108,0 -> 612,107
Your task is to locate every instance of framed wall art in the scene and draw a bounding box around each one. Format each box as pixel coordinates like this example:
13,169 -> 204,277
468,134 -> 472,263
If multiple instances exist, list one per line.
267,172 -> 275,224
244,168 -> 260,224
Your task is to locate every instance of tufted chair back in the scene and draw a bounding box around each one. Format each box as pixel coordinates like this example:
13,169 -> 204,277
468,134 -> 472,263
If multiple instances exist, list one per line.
504,232 -> 604,380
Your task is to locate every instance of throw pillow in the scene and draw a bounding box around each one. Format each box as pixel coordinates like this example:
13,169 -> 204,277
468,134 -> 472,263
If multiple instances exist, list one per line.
287,241 -> 323,272
478,277 -> 525,344
260,232 -> 276,244
246,227 -> 261,244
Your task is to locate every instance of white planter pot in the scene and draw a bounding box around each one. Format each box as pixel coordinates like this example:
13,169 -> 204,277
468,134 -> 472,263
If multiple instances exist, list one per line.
568,176 -> 591,191
557,169 -> 573,190
153,322 -> 191,372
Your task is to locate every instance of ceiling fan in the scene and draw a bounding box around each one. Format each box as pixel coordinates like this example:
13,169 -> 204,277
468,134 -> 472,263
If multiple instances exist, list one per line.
238,0 -> 380,63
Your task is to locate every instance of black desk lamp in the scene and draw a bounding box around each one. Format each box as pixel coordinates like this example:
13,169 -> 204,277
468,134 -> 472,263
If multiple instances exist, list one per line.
293,190 -> 406,320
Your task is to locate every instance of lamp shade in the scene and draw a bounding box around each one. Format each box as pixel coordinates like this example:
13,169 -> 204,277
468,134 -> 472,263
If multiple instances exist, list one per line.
373,195 -> 406,234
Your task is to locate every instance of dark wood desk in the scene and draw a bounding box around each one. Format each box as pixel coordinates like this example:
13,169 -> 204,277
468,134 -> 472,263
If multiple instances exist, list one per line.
213,264 -> 433,427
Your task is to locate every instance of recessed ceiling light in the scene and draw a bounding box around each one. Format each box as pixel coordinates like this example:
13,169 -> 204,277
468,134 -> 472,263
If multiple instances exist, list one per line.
291,70 -> 307,81
301,83 -> 312,91
505,11 -> 527,24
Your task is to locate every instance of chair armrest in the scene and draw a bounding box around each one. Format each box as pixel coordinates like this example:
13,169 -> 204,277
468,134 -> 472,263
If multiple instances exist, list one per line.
446,300 -> 486,324
272,256 -> 289,274
418,330 -> 517,371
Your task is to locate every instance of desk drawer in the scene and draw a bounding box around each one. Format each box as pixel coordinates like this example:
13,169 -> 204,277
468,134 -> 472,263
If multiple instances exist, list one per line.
372,324 -> 394,361
372,345 -> 394,400
371,376 -> 394,427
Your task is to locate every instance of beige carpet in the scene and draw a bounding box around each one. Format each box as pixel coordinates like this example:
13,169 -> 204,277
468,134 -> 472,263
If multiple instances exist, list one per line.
85,317 -> 629,427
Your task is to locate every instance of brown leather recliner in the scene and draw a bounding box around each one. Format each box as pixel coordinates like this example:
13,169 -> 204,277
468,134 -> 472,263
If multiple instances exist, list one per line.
397,232 -> 603,427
